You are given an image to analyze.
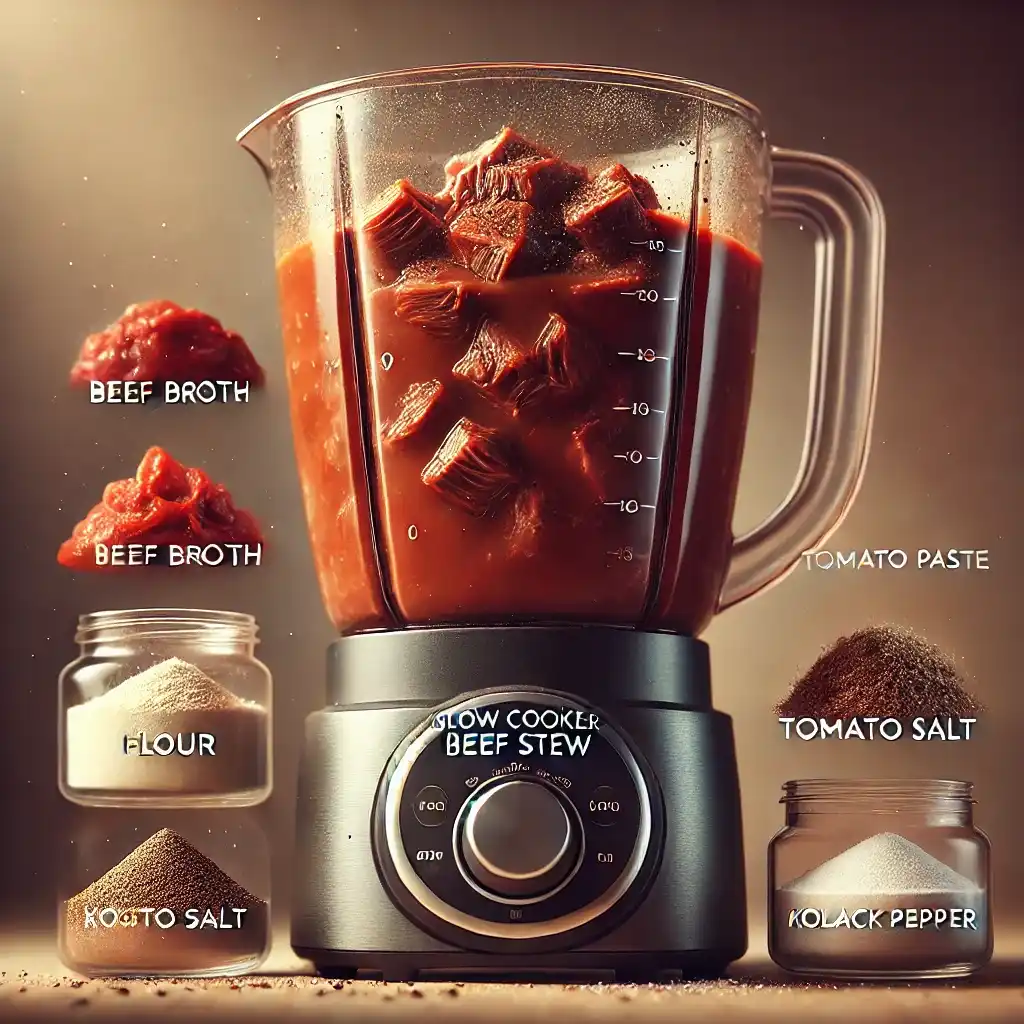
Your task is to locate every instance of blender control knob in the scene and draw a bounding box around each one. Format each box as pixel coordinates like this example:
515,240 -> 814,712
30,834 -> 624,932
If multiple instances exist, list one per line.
459,780 -> 580,899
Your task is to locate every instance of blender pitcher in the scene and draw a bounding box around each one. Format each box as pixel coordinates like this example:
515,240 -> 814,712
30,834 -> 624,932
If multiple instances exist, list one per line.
239,64 -> 884,981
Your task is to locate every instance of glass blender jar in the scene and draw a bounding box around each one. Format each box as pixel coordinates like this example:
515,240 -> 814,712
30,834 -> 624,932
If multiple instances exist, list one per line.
238,63 -> 884,981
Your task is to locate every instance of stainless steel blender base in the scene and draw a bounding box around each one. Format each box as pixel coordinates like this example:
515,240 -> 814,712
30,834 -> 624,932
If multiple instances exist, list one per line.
291,628 -> 746,982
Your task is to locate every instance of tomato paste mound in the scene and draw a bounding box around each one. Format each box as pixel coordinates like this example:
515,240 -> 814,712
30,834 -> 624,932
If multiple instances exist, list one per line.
69,300 -> 265,387
57,446 -> 264,571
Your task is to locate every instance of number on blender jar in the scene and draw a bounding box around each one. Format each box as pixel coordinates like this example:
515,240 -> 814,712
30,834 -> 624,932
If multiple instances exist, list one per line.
380,352 -> 394,371
407,525 -> 418,541
613,402 -> 664,416
629,238 -> 665,252
605,499 -> 657,514
617,347 -> 669,362
606,547 -> 635,562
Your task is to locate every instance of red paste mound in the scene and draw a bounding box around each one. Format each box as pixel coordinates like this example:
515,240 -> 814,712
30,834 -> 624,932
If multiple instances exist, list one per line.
70,300 -> 265,387
57,447 -> 264,570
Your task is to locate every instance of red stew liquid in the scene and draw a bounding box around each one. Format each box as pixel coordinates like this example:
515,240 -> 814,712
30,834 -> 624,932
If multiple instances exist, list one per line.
275,130 -> 761,635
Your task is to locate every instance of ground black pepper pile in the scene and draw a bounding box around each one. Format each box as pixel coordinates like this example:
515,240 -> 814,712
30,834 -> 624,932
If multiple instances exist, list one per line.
67,828 -> 263,917
774,625 -> 983,718
62,829 -> 269,975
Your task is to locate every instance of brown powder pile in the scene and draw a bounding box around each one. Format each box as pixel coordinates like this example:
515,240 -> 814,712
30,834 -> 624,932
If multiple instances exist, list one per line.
774,625 -> 983,718
67,828 -> 262,915
62,829 -> 268,976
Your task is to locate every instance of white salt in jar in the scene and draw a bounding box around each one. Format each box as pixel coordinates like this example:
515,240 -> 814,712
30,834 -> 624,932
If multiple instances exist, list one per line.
768,779 -> 992,980
59,609 -> 272,808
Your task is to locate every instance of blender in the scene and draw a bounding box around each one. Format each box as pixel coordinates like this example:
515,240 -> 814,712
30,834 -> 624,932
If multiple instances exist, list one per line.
238,63 -> 884,981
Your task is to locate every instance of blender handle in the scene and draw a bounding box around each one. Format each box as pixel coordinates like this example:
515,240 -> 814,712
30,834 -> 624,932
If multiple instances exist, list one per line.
717,147 -> 886,612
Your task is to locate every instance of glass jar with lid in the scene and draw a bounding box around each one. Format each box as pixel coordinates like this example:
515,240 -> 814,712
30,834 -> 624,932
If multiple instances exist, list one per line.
768,779 -> 992,980
58,609 -> 272,808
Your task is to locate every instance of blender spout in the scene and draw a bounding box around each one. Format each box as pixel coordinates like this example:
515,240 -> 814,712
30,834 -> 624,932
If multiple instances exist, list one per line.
236,113 -> 272,184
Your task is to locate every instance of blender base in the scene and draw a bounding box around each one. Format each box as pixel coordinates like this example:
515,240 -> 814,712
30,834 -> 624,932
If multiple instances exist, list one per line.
291,627 -> 747,980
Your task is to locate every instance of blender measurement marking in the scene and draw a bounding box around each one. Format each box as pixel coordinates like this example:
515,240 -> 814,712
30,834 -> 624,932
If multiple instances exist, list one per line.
604,501 -> 657,513
614,452 -> 660,462
619,289 -> 676,303
630,239 -> 684,254
613,403 -> 664,415
617,349 -> 670,362
607,547 -> 639,561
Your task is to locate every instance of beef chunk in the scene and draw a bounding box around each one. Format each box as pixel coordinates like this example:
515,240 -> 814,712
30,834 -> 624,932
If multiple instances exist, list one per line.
453,320 -> 529,405
382,379 -> 444,443
449,199 -> 574,281
534,313 -> 583,390
449,200 -> 532,282
394,262 -> 482,342
442,127 -> 554,213
421,418 -> 519,516
595,163 -> 661,210
564,173 -> 651,260
362,179 -> 446,270
510,314 -> 590,415
476,157 -> 586,209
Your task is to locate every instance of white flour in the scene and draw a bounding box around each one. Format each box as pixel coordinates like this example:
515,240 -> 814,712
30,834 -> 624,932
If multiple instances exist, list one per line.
64,658 -> 269,799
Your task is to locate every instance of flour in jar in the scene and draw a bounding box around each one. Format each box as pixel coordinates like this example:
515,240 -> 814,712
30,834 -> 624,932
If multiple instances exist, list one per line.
64,657 -> 268,796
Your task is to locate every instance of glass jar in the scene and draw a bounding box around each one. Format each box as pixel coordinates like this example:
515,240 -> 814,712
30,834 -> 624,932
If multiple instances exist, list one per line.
768,779 -> 992,980
58,809 -> 270,978
58,609 -> 272,808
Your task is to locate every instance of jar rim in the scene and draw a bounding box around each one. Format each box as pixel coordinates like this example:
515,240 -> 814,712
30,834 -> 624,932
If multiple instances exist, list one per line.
76,608 -> 257,642
781,779 -> 974,803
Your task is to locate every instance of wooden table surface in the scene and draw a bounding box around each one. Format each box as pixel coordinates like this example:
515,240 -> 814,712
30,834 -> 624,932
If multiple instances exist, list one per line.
2,936 -> 1022,1022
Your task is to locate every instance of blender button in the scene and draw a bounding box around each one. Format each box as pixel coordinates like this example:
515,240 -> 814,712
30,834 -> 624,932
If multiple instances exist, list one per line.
588,786 -> 621,827
412,786 -> 450,827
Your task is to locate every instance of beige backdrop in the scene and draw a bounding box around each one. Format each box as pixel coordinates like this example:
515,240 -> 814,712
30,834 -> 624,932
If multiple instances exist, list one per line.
0,0 -> 1020,952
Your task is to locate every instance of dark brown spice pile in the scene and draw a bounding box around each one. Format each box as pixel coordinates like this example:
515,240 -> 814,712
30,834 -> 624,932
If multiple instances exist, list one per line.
774,625 -> 983,718
67,828 -> 263,917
